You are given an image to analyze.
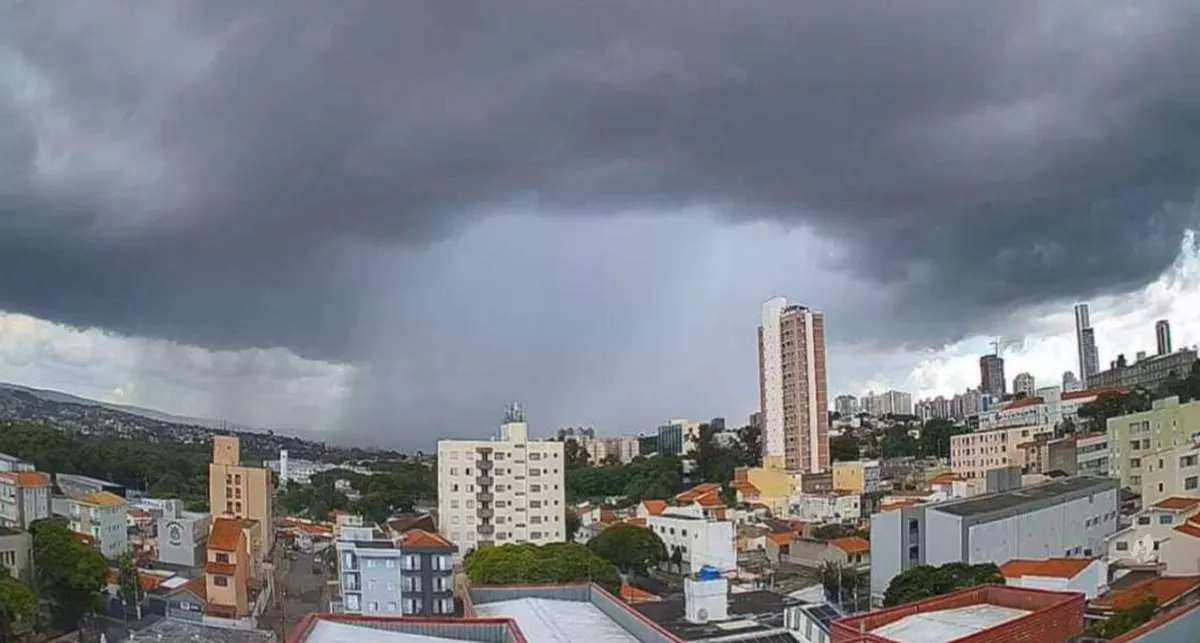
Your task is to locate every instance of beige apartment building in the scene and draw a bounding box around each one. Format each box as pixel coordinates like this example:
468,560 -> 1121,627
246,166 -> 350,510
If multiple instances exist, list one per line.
437,407 -> 566,558
832,460 -> 881,494
950,425 -> 1052,480
209,435 -> 273,561
1109,396 -> 1200,497
758,297 -> 829,473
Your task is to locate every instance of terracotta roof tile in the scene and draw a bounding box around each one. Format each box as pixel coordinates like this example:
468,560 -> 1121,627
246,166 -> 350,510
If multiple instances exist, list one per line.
695,492 -> 725,508
929,473 -> 962,485
208,517 -> 244,552
0,472 -> 52,487
675,483 -> 722,503
733,480 -> 761,495
76,491 -> 127,507
1096,576 -> 1200,611
625,517 -> 647,528
1063,387 -> 1126,401
173,576 -> 207,601
641,500 -> 668,516
1174,522 -> 1200,539
399,528 -> 455,549
1000,558 -> 1092,579
1151,497 -> 1200,512
767,532 -> 793,546
829,537 -> 870,555
1005,397 -> 1044,410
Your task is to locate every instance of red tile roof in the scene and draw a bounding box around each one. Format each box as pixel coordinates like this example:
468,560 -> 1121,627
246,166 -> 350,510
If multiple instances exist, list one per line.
675,483 -> 721,503
1062,387 -> 1126,401
1005,397 -> 1044,410
399,529 -> 454,549
174,576 -> 207,601
732,480 -> 761,495
1174,522 -> 1200,539
1095,576 -> 1200,611
0,472 -> 52,487
829,537 -> 870,555
767,532 -> 793,547
208,517 -> 244,552
625,517 -> 647,528
641,500 -> 668,516
929,473 -> 962,485
695,492 -> 725,508
1000,558 -> 1092,580
1151,497 -> 1200,512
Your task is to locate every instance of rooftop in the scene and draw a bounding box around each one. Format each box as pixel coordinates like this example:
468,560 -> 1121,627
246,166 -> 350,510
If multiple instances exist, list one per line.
869,604 -> 1030,643
632,590 -> 800,641
641,500 -> 668,516
1000,558 -> 1092,580
1150,497 -> 1200,512
1094,575 -> 1200,612
209,517 -> 244,552
286,615 -> 523,643
398,528 -> 455,550
829,537 -> 870,555
75,490 -> 127,507
0,471 -> 51,487
476,597 -> 640,642
932,476 -> 1114,518
56,472 -> 121,487
128,617 -> 275,642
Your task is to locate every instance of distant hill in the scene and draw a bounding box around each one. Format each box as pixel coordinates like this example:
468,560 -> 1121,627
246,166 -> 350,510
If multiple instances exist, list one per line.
0,382 -> 239,431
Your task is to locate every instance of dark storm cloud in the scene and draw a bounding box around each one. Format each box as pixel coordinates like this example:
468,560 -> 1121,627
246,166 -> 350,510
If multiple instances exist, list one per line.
3,0 -> 1200,359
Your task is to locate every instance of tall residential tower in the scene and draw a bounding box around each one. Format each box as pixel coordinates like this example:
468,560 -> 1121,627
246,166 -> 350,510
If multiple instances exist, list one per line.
1075,303 -> 1100,387
1156,319 -> 1172,356
757,297 -> 829,473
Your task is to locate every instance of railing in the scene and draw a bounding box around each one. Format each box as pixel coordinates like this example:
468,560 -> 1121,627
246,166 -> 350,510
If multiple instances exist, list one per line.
476,460 -> 494,470
477,524 -> 495,535
476,476 -> 494,487
476,507 -> 494,519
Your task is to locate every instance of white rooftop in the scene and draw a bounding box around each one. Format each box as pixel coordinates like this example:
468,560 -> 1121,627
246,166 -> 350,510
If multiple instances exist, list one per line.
870,604 -> 1031,643
304,621 -> 462,643
474,598 -> 640,643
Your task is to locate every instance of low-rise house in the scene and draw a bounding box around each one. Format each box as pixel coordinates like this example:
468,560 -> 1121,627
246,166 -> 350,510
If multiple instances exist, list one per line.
788,493 -> 860,524
788,536 -> 869,570
334,523 -> 458,617
0,527 -> 32,583
832,460 -> 881,494
1107,496 -> 1200,567
646,510 -> 736,573
0,471 -> 51,530
1000,558 -> 1109,599
205,517 -> 252,619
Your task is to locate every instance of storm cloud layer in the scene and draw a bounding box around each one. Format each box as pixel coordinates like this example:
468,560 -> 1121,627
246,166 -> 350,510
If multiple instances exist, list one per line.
3,1 -> 1200,437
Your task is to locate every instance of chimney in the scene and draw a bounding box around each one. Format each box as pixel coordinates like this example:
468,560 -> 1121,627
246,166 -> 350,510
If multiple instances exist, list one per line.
684,566 -> 729,624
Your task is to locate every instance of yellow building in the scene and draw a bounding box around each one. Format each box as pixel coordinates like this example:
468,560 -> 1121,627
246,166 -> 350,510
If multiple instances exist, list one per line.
832,460 -> 881,494
734,461 -> 798,516
209,435 -> 273,561
1110,397 -> 1200,499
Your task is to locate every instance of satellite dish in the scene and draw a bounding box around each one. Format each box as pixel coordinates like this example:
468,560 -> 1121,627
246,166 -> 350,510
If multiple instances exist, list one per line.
697,607 -> 709,623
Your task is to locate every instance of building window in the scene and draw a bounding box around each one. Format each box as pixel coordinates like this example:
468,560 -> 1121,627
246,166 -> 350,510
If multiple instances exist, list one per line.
215,553 -> 229,563
1160,515 -> 1173,525
369,602 -> 379,612
1138,516 -> 1151,525
387,602 -> 397,613
1130,458 -> 1141,469
235,501 -> 242,513
1186,477 -> 1198,490
1182,456 -> 1198,468
213,576 -> 229,587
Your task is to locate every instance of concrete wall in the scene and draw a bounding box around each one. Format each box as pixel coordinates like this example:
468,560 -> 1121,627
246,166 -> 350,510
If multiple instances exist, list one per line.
869,509 -> 904,603
923,509 -> 964,567
965,487 -> 1118,563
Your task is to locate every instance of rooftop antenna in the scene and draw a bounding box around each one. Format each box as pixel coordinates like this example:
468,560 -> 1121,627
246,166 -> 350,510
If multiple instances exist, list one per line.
504,401 -> 524,424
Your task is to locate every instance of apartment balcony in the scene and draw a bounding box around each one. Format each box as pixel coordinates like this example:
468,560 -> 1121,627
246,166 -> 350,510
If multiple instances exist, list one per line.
477,523 -> 495,535
476,507 -> 494,519
476,492 -> 494,503
476,460 -> 494,471
476,475 -> 494,487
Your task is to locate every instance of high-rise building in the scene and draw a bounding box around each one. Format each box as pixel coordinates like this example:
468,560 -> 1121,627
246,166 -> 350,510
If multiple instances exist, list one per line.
1075,304 -> 1100,387
1062,371 -> 1080,391
979,354 -> 1006,397
758,297 -> 829,473
437,405 -> 566,557
834,394 -> 859,417
1156,319 -> 1173,356
862,390 -> 913,417
1012,372 -> 1035,397
209,435 -> 273,562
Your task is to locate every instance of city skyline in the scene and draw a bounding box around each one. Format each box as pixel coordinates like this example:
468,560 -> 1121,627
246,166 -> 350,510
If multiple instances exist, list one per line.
2,3 -> 1200,446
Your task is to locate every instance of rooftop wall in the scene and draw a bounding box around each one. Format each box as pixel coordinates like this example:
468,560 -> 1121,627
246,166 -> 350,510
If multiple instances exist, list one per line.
285,614 -> 524,643
831,585 -> 1084,643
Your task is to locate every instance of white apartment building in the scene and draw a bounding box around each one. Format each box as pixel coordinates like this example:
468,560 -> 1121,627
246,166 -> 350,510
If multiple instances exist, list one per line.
65,491 -> 129,559
0,454 -> 34,473
977,387 -> 1111,432
265,453 -> 371,486
870,477 -> 1119,606
862,390 -> 914,417
646,510 -> 736,573
788,493 -> 861,524
1106,497 -> 1200,566
437,411 -> 566,557
0,472 -> 51,530
950,424 -> 1052,480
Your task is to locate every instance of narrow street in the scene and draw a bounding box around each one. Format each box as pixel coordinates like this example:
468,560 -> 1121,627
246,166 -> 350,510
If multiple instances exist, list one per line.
259,549 -> 332,639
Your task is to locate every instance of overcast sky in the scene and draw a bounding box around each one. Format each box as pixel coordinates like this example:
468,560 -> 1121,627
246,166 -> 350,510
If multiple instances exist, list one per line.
2,1 -> 1199,447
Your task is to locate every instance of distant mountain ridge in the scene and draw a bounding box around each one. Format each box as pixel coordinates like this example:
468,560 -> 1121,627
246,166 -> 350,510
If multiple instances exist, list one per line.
0,382 -> 236,431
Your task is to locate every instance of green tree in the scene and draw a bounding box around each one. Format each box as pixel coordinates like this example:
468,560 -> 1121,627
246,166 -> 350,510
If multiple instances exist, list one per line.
883,563 -> 1003,607
0,571 -> 36,640
880,424 -> 919,458
688,423 -> 740,487
31,518 -> 109,629
464,543 -> 621,595
564,440 -> 591,469
1077,389 -> 1153,433
918,419 -> 968,459
587,523 -> 667,575
820,561 -> 868,612
736,424 -> 762,467
830,434 -> 860,462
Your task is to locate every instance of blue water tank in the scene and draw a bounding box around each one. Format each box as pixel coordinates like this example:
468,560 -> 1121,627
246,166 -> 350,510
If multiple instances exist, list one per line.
697,565 -> 721,580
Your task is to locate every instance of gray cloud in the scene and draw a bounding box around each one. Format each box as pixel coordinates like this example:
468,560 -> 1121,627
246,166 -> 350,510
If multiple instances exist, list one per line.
3,1 -> 1200,439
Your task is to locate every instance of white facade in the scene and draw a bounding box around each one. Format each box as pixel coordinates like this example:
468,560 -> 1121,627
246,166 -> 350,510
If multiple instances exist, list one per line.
67,497 -> 130,559
1106,499 -> 1200,565
788,493 -> 861,524
646,512 -> 736,573
863,390 -> 914,417
1012,373 -> 1035,398
438,420 -> 566,556
760,298 -> 787,461
0,473 -> 51,530
0,454 -> 33,473
1076,433 -> 1110,477
265,457 -> 370,485
1003,559 -> 1108,600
